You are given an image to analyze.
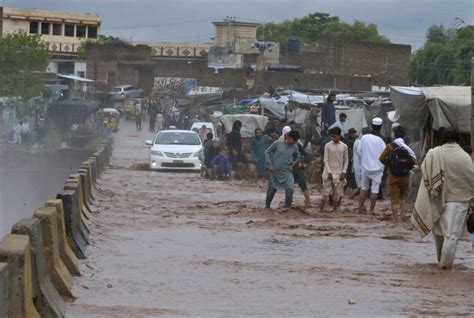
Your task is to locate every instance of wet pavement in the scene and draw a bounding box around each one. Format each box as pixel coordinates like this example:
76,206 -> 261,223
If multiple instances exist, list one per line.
67,121 -> 474,317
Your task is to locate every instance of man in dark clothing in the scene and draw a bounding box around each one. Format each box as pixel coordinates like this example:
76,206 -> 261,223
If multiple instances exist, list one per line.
203,132 -> 216,178
226,120 -> 246,175
345,128 -> 358,192
264,118 -> 280,137
321,93 -> 336,133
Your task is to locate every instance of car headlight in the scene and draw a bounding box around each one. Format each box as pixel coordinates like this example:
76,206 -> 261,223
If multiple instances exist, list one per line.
193,150 -> 203,157
151,150 -> 163,156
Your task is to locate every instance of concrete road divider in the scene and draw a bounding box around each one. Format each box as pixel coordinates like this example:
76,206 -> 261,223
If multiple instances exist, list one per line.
60,184 -> 90,241
45,200 -> 80,277
56,190 -> 87,259
66,176 -> 92,221
33,208 -> 74,298
12,218 -> 66,318
80,162 -> 95,201
87,157 -> 98,187
0,234 -> 41,318
78,170 -> 98,214
92,150 -> 105,175
0,262 -> 10,318
77,169 -> 93,203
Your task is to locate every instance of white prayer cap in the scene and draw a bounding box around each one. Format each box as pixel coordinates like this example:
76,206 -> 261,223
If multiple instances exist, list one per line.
372,117 -> 383,126
282,126 -> 292,135
392,122 -> 400,128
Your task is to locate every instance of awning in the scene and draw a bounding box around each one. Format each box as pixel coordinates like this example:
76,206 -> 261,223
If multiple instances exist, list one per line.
57,74 -> 95,83
390,86 -> 471,132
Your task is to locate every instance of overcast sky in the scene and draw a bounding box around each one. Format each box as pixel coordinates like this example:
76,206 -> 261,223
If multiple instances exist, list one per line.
5,0 -> 474,50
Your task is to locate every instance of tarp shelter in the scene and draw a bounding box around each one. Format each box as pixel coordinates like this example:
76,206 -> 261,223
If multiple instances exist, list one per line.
57,74 -> 95,82
220,114 -> 268,138
390,86 -> 471,133
335,107 -> 368,135
259,90 -> 325,124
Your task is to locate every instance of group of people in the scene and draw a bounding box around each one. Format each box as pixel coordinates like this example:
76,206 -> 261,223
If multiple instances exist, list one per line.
201,91 -> 473,269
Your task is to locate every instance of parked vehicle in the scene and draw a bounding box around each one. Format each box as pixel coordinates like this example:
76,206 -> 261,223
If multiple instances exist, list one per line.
110,85 -> 144,101
145,130 -> 202,171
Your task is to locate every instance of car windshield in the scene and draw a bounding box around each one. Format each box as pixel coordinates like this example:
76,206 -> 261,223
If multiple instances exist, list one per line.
112,88 -> 122,92
155,132 -> 201,145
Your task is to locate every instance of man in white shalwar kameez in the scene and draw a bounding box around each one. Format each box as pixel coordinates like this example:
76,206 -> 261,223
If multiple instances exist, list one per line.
412,129 -> 474,269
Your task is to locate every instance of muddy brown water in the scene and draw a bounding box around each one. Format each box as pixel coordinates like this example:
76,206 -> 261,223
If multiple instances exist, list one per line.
59,122 -> 473,317
0,147 -> 92,237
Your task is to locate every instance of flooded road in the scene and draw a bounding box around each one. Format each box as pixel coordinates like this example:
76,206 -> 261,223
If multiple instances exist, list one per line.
67,121 -> 473,317
0,146 -> 92,237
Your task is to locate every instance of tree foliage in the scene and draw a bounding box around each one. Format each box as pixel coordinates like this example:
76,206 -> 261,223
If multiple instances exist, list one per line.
410,24 -> 473,85
257,12 -> 390,44
77,34 -> 129,58
0,31 -> 49,101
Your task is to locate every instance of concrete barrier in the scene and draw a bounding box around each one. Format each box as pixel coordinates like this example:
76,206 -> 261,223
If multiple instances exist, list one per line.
80,162 -> 95,201
0,262 -> 10,318
87,157 -> 98,186
78,170 -> 98,215
66,177 -> 92,221
60,184 -> 90,241
45,200 -> 80,277
56,190 -> 87,259
0,234 -> 41,318
12,218 -> 66,318
78,169 -> 92,203
92,150 -> 105,174
33,208 -> 74,298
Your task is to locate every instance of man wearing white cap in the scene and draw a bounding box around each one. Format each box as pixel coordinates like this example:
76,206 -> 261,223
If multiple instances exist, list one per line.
357,117 -> 386,213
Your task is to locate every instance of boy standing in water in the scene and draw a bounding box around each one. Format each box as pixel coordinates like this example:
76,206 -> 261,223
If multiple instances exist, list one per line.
320,127 -> 348,212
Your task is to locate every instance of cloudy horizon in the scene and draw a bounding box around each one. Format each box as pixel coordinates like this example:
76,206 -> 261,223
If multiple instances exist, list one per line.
4,0 -> 474,50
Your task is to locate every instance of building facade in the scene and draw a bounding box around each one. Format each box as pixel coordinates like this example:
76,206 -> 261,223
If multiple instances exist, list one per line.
0,7 -> 101,77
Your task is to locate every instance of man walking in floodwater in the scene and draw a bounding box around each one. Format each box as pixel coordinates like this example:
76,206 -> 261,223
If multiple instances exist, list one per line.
265,130 -> 300,208
357,117 -> 386,213
134,102 -> 142,131
320,127 -> 348,212
412,129 -> 474,269
250,128 -> 268,178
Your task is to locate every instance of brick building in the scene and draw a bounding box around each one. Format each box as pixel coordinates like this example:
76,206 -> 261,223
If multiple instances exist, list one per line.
282,35 -> 411,86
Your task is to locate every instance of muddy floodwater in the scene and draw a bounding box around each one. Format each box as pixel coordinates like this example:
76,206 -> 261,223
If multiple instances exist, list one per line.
0,147 -> 92,237
67,122 -> 473,317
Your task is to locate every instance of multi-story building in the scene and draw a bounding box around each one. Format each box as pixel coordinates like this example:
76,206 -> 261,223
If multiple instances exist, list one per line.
0,7 -> 101,77
210,19 -> 280,69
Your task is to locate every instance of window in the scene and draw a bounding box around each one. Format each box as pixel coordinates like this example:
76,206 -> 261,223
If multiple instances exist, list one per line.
155,132 -> 201,145
77,71 -> 85,78
29,21 -> 39,34
52,23 -> 62,36
64,24 -> 74,37
41,22 -> 50,35
88,26 -> 98,39
76,25 -> 86,38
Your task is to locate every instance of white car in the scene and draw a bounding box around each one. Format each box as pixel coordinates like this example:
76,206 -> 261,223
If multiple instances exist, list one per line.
145,130 -> 202,171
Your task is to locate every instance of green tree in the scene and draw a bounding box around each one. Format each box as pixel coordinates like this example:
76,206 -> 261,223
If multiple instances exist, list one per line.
322,20 -> 390,43
77,34 -> 128,58
257,12 -> 390,45
0,31 -> 49,104
409,24 -> 473,85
